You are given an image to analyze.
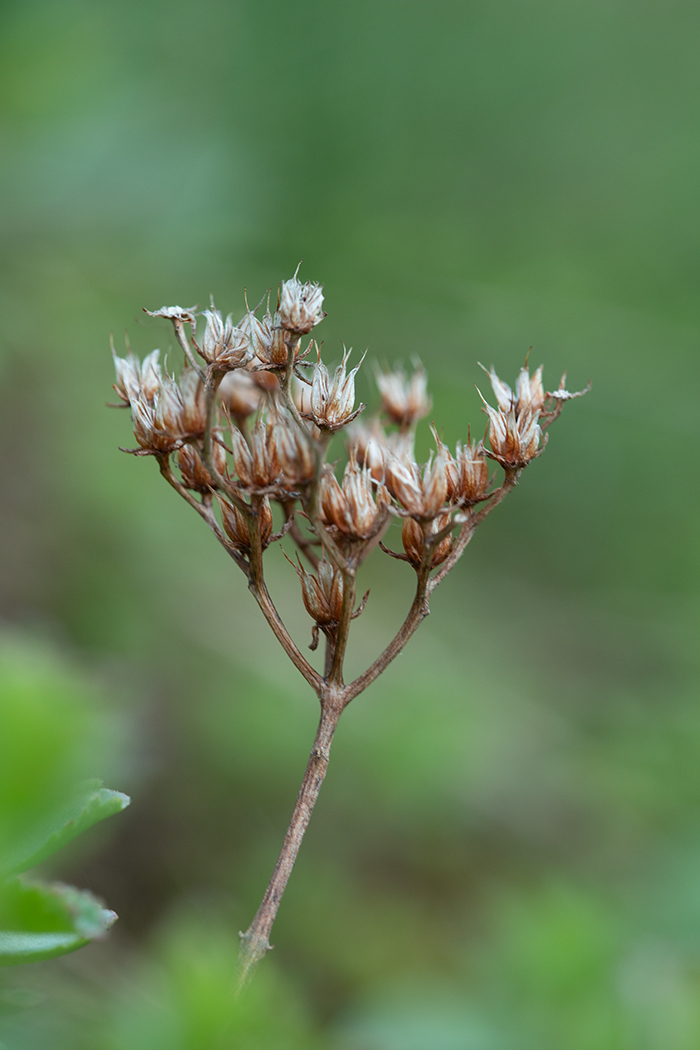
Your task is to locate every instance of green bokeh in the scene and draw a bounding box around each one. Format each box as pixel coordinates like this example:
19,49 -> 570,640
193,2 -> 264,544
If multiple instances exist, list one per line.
1,0 -> 699,1045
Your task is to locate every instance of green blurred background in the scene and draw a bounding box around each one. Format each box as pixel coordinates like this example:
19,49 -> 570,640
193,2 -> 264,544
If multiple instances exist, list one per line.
1,0 -> 699,1046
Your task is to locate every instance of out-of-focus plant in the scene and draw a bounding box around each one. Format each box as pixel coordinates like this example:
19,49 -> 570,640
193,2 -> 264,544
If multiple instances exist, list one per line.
111,269 -> 587,988
0,637 -> 129,966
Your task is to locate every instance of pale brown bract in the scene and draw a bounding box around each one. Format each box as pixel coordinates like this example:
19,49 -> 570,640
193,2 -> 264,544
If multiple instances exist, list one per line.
110,268 -> 587,991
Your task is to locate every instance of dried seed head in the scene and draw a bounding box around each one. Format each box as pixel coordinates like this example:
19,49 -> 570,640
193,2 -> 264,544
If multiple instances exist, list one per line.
179,365 -> 206,436
291,557 -> 344,624
376,365 -> 431,427
319,461 -> 390,539
144,305 -> 197,325
200,307 -> 252,369
218,495 -> 250,550
219,369 -> 263,419
153,372 -> 185,439
278,274 -> 325,335
480,364 -> 515,414
130,394 -> 180,453
348,420 -> 387,481
516,365 -> 545,416
476,361 -> 551,471
241,306 -> 293,368
113,348 -> 163,406
479,395 -> 542,470
228,420 -> 271,490
216,494 -> 273,552
385,444 -> 448,519
178,441 -> 226,491
452,439 -> 490,505
251,419 -> 280,488
319,470 -> 347,532
309,348 -> 365,431
401,512 -> 454,569
130,396 -> 158,450
341,459 -> 389,538
268,416 -> 315,486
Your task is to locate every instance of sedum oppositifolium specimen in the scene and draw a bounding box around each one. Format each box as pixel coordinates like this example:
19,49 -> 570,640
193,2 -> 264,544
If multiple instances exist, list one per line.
110,268 -> 587,988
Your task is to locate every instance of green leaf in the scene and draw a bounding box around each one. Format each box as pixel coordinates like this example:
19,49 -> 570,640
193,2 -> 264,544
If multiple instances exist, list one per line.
1,779 -> 130,877
0,878 -> 117,966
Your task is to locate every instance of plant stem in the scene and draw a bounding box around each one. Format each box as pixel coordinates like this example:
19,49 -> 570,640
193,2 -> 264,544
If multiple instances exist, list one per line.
236,699 -> 342,991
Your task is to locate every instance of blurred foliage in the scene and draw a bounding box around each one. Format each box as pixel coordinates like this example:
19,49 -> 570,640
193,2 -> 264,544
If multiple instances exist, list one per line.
0,636 -> 128,967
1,0 -> 700,1045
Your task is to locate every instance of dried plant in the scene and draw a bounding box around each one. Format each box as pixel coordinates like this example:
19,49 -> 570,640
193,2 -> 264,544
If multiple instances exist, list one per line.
110,270 -> 588,989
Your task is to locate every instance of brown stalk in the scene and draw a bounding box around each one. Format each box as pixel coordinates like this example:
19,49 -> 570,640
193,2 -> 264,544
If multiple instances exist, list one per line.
246,494 -> 322,693
328,567 -> 356,685
237,696 -> 342,989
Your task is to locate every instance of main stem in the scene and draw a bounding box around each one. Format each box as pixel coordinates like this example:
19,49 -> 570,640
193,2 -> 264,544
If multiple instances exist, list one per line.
236,699 -> 342,991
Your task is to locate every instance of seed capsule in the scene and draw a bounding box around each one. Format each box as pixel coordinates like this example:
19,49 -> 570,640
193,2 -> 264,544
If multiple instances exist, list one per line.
319,461 -> 389,539
200,307 -> 252,369
179,366 -> 206,436
375,365 -> 431,427
309,349 -> 365,431
216,494 -> 272,552
385,446 -> 448,519
293,558 -> 344,624
219,370 -> 263,419
401,512 -> 453,569
178,441 -> 227,491
278,275 -> 325,335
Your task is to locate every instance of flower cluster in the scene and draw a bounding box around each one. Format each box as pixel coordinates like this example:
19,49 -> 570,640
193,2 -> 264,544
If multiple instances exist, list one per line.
111,267 -> 587,984
112,268 -> 586,635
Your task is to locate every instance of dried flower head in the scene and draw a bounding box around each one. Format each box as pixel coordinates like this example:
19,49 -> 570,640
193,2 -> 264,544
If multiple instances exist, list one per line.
112,348 -> 162,405
242,306 -> 294,369
219,369 -> 264,420
278,274 -> 325,335
319,459 -> 390,540
229,419 -> 280,491
152,371 -> 185,436
200,307 -> 253,369
384,445 -> 449,520
442,437 -> 490,505
309,348 -> 365,431
401,511 -> 453,569
144,305 -> 197,325
178,441 -> 226,492
268,416 -> 315,486
480,399 -> 542,471
291,557 -> 344,625
477,363 -> 548,471
216,494 -> 273,552
179,365 -> 206,436
376,364 -> 431,427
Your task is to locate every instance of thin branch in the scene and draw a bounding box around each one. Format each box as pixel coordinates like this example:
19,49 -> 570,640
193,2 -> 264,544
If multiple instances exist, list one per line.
173,318 -> 205,380
344,538 -> 434,704
328,568 -> 356,685
428,472 -> 519,592
237,700 -> 342,992
427,519 -> 474,592
282,500 -> 320,570
247,494 -> 323,694
201,369 -> 250,516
